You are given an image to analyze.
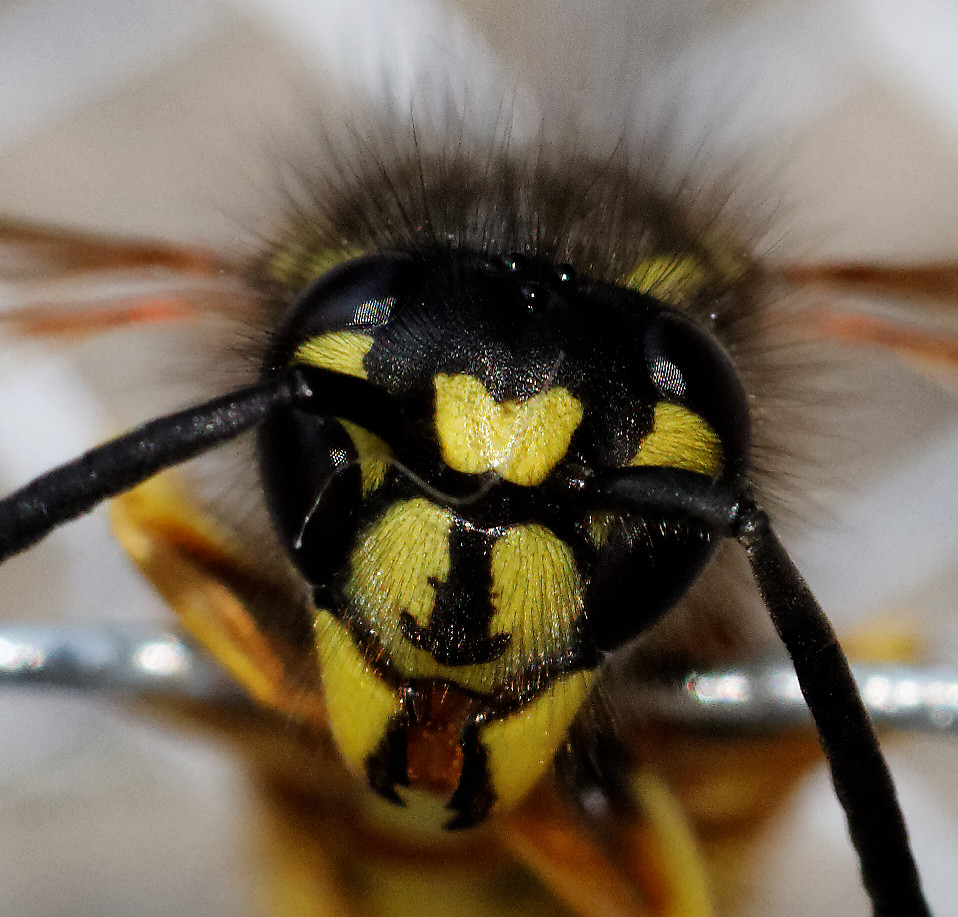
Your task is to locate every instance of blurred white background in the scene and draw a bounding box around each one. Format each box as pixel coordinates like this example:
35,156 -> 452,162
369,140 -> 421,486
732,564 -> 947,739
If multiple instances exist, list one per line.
0,0 -> 957,914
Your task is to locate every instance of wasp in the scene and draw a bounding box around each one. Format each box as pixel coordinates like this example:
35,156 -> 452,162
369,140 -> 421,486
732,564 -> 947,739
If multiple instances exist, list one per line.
1,2 -> 956,916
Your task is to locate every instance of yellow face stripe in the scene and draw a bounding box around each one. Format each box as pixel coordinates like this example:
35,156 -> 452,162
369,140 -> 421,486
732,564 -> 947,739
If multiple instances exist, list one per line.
348,497 -> 495,693
293,331 -> 374,379
630,402 -> 723,476
482,672 -> 596,809
315,613 -> 402,775
338,419 -> 390,495
434,374 -> 583,486
292,333 -> 386,492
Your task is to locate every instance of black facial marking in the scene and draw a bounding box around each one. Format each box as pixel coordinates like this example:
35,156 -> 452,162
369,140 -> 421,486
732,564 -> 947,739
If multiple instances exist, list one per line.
446,719 -> 496,829
365,717 -> 411,805
399,521 -> 511,666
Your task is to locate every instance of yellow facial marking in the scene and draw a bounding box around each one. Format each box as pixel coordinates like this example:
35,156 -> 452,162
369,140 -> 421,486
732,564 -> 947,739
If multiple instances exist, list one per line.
315,613 -> 402,774
294,331 -> 374,379
347,498 -> 499,694
489,524 -> 583,664
630,402 -> 723,476
434,374 -> 583,486
482,672 -> 596,809
626,255 -> 710,305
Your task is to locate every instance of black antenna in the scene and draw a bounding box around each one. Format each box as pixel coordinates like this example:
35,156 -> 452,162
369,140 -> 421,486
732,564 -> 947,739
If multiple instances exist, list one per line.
591,466 -> 931,917
0,372 -> 303,563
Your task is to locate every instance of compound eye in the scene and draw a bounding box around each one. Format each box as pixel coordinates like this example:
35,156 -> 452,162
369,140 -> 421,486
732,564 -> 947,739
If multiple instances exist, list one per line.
642,311 -> 750,478
265,252 -> 412,371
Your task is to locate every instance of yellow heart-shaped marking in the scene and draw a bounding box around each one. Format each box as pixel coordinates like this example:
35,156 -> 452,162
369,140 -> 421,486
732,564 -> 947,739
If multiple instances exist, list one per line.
434,374 -> 583,486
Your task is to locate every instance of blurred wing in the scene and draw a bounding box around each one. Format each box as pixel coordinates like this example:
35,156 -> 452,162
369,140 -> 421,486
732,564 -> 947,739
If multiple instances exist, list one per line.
110,474 -> 327,731
786,261 -> 958,388
0,218 -> 255,339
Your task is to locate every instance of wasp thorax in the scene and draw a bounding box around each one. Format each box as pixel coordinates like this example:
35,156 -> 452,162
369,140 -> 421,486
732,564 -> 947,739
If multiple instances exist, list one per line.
255,250 -> 750,828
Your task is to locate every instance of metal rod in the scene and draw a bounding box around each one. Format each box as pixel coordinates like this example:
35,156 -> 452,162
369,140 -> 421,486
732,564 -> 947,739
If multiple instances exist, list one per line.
0,623 -> 243,702
624,663 -> 958,735
1,623 -> 956,734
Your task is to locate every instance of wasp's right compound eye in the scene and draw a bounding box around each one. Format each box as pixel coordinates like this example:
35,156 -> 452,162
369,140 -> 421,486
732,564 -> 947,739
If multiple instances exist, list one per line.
264,251 -> 413,372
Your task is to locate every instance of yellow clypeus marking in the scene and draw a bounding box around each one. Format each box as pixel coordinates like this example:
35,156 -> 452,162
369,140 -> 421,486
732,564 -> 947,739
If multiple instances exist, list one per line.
630,402 -> 723,476
348,504 -> 585,696
348,498 -> 514,695
626,254 -> 710,305
434,374 -> 583,486
349,499 -> 452,634
315,613 -> 401,774
489,524 -> 583,664
294,331 -> 374,379
482,672 -> 596,809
